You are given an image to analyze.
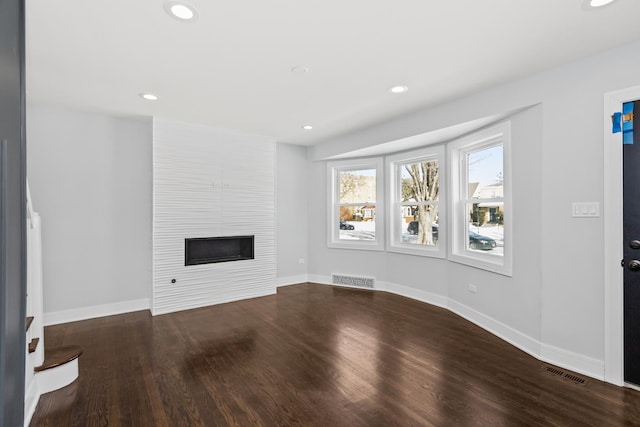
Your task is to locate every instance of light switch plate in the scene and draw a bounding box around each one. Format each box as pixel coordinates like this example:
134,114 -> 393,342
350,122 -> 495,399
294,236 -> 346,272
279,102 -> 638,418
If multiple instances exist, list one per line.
572,202 -> 600,218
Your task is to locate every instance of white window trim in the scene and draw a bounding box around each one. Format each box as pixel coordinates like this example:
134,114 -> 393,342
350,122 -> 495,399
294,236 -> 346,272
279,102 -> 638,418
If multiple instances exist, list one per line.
386,145 -> 446,258
448,122 -> 513,276
327,158 -> 385,251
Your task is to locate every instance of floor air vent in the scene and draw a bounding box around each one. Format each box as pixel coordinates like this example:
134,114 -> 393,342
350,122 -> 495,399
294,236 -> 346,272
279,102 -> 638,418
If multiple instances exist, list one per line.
332,274 -> 375,289
543,366 -> 587,385
563,373 -> 587,385
545,367 -> 565,377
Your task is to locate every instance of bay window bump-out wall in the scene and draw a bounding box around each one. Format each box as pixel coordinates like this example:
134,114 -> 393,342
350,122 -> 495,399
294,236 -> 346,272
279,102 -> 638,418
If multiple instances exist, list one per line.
314,104 -> 544,374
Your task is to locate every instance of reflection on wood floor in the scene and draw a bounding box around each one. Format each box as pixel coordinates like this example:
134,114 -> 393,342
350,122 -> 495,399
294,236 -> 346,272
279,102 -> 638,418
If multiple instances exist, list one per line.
31,283 -> 640,426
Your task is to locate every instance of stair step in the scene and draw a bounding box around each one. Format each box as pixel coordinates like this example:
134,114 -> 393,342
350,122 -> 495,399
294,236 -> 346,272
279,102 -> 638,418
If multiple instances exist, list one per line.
26,316 -> 34,332
28,337 -> 40,353
34,345 -> 83,372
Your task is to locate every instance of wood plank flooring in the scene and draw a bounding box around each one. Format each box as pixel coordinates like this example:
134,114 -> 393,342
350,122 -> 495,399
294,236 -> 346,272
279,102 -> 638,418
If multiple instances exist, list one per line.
30,283 -> 640,426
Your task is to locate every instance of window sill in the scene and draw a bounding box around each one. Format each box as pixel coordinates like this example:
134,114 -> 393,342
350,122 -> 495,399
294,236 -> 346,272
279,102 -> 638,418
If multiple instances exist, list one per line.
327,240 -> 385,251
448,251 -> 512,276
387,244 -> 446,258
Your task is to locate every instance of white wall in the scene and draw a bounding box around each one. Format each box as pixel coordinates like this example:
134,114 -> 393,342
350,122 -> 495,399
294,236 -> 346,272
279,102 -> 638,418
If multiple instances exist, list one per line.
276,143 -> 309,285
307,40 -> 640,379
27,107 -> 152,322
152,119 -> 277,315
446,106 -> 542,343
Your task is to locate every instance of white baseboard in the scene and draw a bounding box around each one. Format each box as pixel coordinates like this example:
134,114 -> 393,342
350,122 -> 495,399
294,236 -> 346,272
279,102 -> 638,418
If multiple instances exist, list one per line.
41,280 -> 607,383
383,281 -> 448,309
447,299 -> 541,360
625,382 -> 640,392
44,298 -> 150,326
540,343 -> 605,380
447,301 -> 605,380
277,274 -> 310,287
307,274 -> 332,285
305,279 -> 606,383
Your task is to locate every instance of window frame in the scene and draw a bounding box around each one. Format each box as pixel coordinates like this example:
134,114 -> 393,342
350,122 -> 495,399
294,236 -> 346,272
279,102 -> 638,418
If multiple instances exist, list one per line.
448,122 -> 512,276
327,158 -> 385,251
386,145 -> 446,258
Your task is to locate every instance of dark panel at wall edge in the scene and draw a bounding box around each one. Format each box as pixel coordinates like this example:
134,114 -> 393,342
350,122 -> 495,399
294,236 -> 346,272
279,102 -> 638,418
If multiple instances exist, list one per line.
0,0 -> 27,425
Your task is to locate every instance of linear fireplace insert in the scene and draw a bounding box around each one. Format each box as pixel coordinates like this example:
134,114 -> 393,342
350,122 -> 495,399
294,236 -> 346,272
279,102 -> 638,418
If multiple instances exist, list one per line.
185,235 -> 254,266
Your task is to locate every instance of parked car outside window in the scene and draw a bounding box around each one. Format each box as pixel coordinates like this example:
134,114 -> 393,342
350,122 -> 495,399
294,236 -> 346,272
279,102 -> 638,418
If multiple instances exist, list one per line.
340,221 -> 355,230
468,231 -> 497,250
406,221 -> 496,250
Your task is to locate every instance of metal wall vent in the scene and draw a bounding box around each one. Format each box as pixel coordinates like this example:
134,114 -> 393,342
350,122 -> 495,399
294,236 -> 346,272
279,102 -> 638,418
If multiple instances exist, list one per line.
332,274 -> 375,289
544,366 -> 587,385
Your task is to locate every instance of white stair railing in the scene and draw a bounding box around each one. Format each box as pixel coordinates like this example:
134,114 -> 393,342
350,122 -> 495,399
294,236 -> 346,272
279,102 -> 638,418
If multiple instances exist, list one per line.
25,179 -> 45,424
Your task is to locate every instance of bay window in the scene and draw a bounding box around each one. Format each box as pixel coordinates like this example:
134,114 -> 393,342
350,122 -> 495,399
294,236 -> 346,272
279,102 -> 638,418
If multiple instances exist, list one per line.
326,120 -> 512,275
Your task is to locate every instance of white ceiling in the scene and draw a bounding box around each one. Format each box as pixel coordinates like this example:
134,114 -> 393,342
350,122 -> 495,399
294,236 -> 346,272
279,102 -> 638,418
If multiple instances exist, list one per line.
25,0 -> 640,146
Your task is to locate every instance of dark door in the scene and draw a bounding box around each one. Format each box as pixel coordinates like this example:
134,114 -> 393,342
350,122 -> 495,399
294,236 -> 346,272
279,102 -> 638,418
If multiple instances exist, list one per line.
623,100 -> 640,386
0,0 -> 27,425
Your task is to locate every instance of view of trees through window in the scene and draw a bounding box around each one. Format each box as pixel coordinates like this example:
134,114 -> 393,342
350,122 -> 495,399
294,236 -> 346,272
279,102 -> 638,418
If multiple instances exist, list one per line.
400,160 -> 439,246
338,169 -> 376,240
330,123 -> 510,273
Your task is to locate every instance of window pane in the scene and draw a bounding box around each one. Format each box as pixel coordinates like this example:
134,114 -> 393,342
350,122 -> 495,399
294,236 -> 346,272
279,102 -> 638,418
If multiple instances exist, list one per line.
400,205 -> 438,246
339,169 -> 376,203
338,206 -> 376,241
400,160 -> 439,202
467,203 -> 503,255
467,145 -> 503,199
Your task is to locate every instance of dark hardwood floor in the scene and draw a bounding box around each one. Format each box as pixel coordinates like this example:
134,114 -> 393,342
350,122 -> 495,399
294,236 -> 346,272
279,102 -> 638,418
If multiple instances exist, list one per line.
31,283 -> 640,426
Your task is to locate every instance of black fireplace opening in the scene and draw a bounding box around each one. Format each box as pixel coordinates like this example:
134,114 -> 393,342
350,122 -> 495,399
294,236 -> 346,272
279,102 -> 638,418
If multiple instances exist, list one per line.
185,235 -> 254,266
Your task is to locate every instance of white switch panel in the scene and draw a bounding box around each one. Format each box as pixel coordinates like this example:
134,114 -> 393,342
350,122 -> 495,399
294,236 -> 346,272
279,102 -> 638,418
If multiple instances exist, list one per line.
572,202 -> 600,218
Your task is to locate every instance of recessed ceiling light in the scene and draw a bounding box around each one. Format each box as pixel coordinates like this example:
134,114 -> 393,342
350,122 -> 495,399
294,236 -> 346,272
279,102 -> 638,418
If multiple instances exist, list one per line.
389,85 -> 408,94
164,1 -> 199,22
589,0 -> 616,7
291,66 -> 309,74
302,125 -> 313,130
139,93 -> 158,101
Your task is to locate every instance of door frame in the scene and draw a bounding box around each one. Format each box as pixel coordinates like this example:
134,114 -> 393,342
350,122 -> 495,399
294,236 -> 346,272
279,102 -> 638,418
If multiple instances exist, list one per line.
604,84 -> 640,386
